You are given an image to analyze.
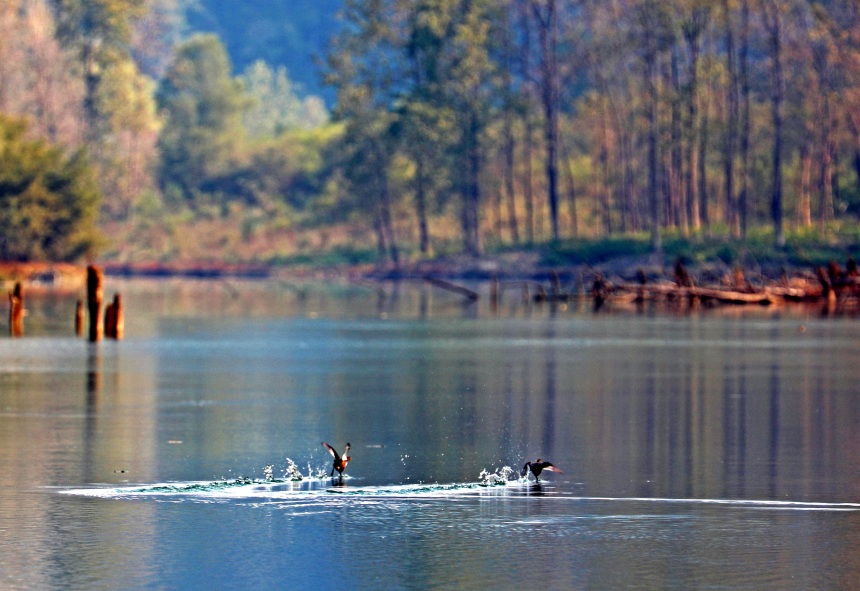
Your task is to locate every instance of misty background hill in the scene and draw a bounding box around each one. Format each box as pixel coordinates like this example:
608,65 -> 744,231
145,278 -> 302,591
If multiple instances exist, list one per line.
184,0 -> 342,102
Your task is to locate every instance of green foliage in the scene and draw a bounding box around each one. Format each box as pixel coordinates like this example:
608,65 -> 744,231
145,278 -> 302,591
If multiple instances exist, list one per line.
542,236 -> 653,266
0,115 -> 101,261
54,0 -> 146,50
156,34 -> 248,201
269,245 -> 379,267
240,60 -> 328,138
540,228 -> 860,271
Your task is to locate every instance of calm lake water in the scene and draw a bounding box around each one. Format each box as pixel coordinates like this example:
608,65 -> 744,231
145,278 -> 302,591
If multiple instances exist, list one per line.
1,279 -> 859,590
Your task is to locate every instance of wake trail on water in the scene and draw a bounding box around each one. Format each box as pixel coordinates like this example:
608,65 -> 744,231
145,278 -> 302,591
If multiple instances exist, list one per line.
57,463 -> 860,512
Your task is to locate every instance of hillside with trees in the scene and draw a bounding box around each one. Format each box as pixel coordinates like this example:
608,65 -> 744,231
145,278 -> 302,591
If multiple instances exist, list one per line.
184,0 -> 343,101
1,0 -> 859,273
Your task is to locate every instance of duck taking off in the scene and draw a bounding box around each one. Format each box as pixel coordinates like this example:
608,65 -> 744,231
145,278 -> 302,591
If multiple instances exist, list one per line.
322,442 -> 351,478
521,459 -> 563,482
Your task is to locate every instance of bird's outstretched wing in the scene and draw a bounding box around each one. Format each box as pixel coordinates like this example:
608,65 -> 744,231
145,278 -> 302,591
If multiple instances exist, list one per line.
520,462 -> 531,477
322,441 -> 340,461
543,463 -> 563,474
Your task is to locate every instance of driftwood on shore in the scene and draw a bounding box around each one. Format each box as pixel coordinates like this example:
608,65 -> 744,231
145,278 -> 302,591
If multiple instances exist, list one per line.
423,276 -> 479,301
589,258 -> 859,309
400,258 -> 859,312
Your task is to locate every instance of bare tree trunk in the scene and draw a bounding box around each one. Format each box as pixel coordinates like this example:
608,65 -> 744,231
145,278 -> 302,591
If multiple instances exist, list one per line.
646,58 -> 661,252
501,3 -> 520,244
518,1 -> 537,244
374,212 -> 387,260
560,136 -> 578,237
684,29 -> 702,232
380,178 -> 399,266
738,0 -> 751,239
798,142 -> 812,227
670,47 -> 686,233
523,102 -> 536,243
723,0 -> 738,237
819,93 -> 835,228
532,0 -> 560,240
592,64 -> 626,233
415,158 -> 431,255
599,116 -> 613,235
698,78 -> 710,234
502,92 -> 520,242
764,0 -> 785,247
462,109 -> 482,256
372,141 -> 399,265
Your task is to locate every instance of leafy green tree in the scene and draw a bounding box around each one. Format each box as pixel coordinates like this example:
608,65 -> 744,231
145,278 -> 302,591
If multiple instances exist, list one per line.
325,0 -> 403,264
0,115 -> 101,261
156,34 -> 248,203
240,60 -> 328,139
445,0 -> 503,256
97,55 -> 160,219
52,0 -> 147,142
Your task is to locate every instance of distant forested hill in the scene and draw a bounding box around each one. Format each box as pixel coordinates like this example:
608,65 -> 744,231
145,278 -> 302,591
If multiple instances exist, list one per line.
184,0 -> 342,101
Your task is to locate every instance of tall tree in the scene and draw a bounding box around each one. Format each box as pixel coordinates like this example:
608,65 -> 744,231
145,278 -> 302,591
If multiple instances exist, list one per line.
325,0 -> 401,263
634,0 -> 675,252
722,0 -> 740,236
437,0 -> 500,255
530,0 -> 561,240
499,0 -> 520,244
763,0 -> 785,247
52,0 -> 147,144
156,34 -> 248,202
680,1 -> 710,233
738,0 -> 751,238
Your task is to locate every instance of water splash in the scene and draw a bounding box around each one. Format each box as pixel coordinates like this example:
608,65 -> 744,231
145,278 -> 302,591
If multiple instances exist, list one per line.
308,462 -> 328,480
478,466 -> 517,486
263,465 -> 275,482
284,458 -> 303,481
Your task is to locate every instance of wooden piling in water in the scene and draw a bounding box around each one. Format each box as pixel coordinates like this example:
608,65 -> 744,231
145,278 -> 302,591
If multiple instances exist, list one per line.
87,265 -> 103,342
104,293 -> 124,340
75,300 -> 84,336
9,282 -> 24,337
490,274 -> 499,312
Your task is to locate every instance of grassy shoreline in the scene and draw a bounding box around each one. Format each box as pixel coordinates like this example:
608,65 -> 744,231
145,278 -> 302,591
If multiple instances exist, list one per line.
3,229 -> 859,290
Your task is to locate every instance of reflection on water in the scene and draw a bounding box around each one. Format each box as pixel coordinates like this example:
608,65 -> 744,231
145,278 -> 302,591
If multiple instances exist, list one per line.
1,279 -> 859,590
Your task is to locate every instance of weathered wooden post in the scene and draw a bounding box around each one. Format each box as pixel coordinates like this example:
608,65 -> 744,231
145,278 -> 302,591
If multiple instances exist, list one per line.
490,274 -> 499,312
87,265 -> 103,342
104,293 -> 124,340
75,300 -> 84,336
9,282 -> 24,337
635,268 -> 647,302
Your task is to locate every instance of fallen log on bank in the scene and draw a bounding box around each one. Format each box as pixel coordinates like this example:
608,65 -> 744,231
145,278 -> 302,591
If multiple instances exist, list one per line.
523,258 -> 859,310
617,282 -> 774,305
423,276 -> 479,301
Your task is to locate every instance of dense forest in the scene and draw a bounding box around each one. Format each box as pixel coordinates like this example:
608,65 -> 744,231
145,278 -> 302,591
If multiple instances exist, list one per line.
1,0 -> 859,267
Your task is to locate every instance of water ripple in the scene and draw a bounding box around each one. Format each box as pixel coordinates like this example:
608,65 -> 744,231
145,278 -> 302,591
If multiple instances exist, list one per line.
59,479 -> 860,513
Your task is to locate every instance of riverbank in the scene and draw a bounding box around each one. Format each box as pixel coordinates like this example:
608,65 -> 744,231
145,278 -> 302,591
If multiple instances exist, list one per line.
3,232 -> 859,308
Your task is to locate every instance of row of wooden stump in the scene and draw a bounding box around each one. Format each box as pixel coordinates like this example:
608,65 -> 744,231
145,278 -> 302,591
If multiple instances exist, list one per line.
8,265 -> 123,340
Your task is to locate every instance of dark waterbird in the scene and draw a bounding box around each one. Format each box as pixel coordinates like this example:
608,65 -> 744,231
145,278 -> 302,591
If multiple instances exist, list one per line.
322,442 -> 351,478
521,459 -> 563,482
